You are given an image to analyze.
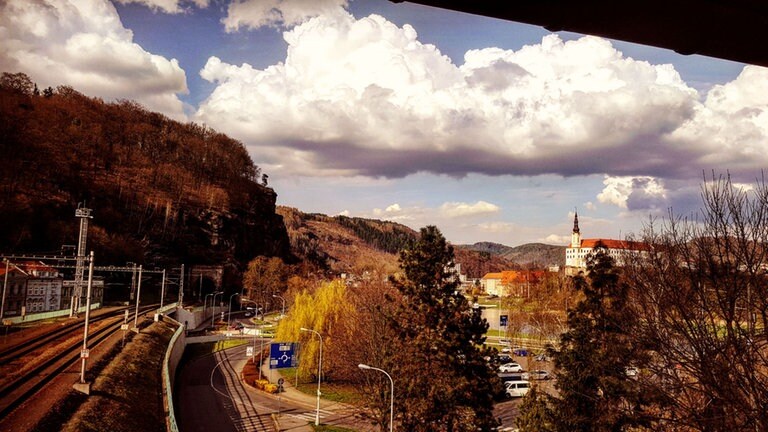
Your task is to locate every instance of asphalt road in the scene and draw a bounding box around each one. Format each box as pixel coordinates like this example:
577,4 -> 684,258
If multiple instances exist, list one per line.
175,343 -> 289,432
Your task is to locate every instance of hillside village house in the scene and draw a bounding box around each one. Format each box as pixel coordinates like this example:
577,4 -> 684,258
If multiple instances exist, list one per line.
565,213 -> 647,275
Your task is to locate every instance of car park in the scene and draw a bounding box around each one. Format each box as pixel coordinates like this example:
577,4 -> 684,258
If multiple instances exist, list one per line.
505,380 -> 530,398
499,362 -> 523,373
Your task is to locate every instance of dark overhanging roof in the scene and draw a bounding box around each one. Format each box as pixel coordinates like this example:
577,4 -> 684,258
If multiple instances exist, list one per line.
392,1 -> 768,68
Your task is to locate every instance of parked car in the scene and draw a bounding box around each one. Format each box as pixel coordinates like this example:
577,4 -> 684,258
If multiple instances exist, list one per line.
505,380 -> 530,398
534,353 -> 550,362
526,370 -> 550,380
499,362 -> 523,373
513,348 -> 529,356
498,354 -> 513,364
500,346 -> 511,353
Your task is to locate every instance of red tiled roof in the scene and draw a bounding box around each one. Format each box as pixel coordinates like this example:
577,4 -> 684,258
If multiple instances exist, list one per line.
578,238 -> 648,250
481,272 -> 503,280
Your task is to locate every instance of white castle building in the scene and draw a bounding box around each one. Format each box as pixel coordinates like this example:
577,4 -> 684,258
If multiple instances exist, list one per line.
565,212 -> 647,275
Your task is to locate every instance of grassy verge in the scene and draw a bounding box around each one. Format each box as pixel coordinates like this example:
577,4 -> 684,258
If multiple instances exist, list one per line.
59,321 -> 176,432
278,368 -> 362,404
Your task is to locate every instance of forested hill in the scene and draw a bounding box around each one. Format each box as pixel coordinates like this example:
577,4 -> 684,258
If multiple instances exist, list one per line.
277,206 -> 418,274
0,72 -> 290,286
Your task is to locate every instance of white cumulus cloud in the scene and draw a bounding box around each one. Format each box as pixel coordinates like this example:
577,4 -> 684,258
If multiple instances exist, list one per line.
440,201 -> 500,218
196,9 -> 712,180
598,176 -> 668,210
0,0 -> 188,119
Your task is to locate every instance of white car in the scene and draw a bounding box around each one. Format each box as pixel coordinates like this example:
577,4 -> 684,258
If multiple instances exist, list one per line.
499,362 -> 523,373
505,380 -> 530,398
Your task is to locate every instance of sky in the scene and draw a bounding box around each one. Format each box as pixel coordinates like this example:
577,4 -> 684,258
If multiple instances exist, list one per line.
2,0 -> 767,247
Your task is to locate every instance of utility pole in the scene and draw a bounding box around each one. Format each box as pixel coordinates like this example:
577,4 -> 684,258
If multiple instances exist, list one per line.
159,269 -> 166,309
179,264 -> 185,307
71,206 -> 92,317
133,265 -> 143,332
73,251 -> 95,394
1,259 -> 9,321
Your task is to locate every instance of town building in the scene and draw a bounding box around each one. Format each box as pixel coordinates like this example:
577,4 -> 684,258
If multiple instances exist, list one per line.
1,261 -> 63,317
480,269 -> 545,297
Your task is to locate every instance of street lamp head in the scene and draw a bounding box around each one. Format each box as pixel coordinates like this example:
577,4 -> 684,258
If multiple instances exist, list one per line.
358,363 -> 371,370
300,327 -> 310,332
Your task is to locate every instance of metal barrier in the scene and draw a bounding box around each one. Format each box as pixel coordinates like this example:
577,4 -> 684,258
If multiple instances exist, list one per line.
161,312 -> 185,432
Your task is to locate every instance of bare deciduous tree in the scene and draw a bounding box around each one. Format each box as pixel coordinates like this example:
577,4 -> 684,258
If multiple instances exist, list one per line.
626,173 -> 768,431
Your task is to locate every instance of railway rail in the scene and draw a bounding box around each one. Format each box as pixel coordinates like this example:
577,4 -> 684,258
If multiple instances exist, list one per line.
0,306 -> 132,365
0,305 -> 158,419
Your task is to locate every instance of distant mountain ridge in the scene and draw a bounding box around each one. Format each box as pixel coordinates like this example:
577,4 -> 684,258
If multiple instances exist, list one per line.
457,241 -> 565,268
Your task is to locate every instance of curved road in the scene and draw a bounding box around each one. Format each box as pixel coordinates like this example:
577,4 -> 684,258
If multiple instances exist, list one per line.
176,343 -> 292,432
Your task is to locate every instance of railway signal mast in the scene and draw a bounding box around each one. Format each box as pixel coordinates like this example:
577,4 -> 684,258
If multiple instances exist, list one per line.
71,205 -> 92,317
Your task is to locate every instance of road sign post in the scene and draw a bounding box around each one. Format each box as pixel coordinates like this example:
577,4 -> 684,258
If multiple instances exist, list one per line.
269,342 -> 297,369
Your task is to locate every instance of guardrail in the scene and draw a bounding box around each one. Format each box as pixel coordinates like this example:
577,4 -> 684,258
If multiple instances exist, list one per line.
161,313 -> 185,432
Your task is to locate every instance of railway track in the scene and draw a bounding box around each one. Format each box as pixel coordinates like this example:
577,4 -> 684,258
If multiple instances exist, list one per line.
0,305 -> 157,419
0,306 -> 132,365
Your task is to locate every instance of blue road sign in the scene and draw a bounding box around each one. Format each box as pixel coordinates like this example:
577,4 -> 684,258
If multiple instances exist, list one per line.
500,314 -> 508,327
269,342 -> 297,369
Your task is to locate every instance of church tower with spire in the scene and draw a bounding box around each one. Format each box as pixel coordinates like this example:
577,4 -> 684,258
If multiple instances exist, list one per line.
571,211 -> 581,248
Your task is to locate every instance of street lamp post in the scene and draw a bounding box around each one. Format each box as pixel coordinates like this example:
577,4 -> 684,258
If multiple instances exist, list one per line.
211,291 -> 223,329
358,364 -> 394,432
227,293 -> 239,329
272,294 -> 286,317
300,327 -> 323,426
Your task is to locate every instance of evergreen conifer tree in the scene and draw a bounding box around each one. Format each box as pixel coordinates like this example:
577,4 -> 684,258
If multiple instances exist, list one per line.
516,386 -> 553,432
389,226 -> 499,431
548,243 -> 649,432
